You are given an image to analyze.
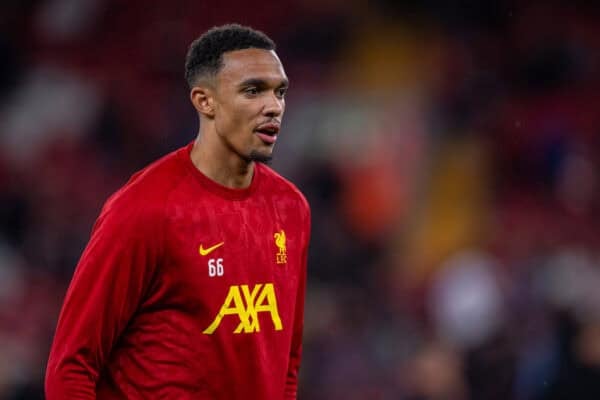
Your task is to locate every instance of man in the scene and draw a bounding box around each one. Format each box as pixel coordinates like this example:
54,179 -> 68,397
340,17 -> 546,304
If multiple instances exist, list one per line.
45,24 -> 311,399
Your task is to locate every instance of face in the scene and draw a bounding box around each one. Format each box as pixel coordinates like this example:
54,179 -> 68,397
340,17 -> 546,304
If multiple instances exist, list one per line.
212,48 -> 288,163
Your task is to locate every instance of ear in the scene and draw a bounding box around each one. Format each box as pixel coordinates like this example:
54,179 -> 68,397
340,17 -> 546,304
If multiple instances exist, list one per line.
190,85 -> 216,118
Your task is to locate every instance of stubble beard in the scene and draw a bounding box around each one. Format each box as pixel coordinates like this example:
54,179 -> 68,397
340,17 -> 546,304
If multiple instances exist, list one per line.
248,150 -> 273,165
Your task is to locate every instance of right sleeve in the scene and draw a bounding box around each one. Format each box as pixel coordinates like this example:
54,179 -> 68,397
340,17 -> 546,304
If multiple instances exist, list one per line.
45,198 -> 162,399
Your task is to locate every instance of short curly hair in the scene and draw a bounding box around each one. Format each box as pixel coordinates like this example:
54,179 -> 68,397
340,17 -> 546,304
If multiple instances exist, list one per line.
184,24 -> 276,88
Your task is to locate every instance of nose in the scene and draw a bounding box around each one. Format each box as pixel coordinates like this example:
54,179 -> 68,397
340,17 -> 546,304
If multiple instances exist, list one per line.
263,93 -> 284,118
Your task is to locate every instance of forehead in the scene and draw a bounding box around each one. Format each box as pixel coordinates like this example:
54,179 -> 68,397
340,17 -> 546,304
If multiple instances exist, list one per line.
218,48 -> 287,84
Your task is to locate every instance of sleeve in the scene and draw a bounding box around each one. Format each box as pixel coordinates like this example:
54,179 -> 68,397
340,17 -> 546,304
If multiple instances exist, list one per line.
45,198 -> 162,399
284,202 -> 311,399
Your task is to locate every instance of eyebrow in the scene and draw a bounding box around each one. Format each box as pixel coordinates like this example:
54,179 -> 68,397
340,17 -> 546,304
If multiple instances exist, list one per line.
238,78 -> 289,89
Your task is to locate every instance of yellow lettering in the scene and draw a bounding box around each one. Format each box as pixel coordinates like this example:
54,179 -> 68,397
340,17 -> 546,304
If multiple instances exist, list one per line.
203,285 -> 246,334
203,283 -> 283,334
254,283 -> 283,330
234,284 -> 262,333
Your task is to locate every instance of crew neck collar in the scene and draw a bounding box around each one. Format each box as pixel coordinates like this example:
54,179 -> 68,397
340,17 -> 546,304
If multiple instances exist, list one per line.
179,142 -> 260,200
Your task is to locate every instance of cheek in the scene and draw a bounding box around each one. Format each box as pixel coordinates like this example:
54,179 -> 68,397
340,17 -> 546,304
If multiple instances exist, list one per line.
215,103 -> 243,131
233,105 -> 260,135
215,98 -> 259,140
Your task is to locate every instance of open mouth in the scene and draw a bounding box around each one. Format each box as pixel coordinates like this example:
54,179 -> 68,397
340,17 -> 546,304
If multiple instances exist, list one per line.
254,124 -> 280,144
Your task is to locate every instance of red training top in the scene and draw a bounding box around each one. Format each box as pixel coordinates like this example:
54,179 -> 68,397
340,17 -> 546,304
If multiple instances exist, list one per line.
46,142 -> 311,399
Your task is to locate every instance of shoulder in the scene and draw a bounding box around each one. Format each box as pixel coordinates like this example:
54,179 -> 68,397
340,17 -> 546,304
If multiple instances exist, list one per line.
100,146 -> 189,227
257,164 -> 312,246
257,163 -> 310,215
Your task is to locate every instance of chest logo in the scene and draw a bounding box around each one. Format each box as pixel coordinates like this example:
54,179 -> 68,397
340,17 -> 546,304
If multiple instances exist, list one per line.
274,230 -> 287,264
199,241 -> 224,256
203,283 -> 283,334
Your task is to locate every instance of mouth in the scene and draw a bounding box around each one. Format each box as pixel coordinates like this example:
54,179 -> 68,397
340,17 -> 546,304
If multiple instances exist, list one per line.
254,123 -> 280,145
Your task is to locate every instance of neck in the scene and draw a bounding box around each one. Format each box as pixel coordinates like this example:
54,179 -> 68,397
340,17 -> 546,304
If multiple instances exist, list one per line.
189,129 -> 255,189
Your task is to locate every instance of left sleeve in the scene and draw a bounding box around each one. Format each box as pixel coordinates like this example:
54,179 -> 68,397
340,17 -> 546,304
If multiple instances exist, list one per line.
284,202 -> 311,399
45,197 -> 162,399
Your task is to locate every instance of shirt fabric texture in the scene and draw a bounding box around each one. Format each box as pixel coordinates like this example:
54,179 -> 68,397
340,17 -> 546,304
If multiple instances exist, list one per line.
45,142 -> 311,399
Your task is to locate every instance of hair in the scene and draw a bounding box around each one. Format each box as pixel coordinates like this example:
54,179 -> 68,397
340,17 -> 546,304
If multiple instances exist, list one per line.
184,24 -> 276,88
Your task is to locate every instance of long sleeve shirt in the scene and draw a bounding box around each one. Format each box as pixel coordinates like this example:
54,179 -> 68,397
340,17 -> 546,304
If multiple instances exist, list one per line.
46,142 -> 311,399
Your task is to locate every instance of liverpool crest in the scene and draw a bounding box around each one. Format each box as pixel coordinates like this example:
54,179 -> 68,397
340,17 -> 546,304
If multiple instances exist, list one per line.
274,230 -> 287,264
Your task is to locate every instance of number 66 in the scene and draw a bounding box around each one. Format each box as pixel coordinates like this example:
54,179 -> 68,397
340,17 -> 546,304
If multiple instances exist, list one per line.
208,258 -> 224,277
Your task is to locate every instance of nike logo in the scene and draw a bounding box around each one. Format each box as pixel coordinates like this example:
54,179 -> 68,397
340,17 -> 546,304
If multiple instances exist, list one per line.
199,242 -> 224,256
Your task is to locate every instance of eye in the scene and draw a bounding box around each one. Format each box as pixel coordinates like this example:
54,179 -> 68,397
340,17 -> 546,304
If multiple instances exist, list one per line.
244,87 -> 258,96
276,87 -> 287,99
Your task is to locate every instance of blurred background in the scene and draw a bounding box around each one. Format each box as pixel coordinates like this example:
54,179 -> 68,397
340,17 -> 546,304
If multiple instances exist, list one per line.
1,0 -> 600,399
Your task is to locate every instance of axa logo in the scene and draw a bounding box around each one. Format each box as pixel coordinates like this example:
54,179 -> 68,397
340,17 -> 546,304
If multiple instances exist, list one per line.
203,283 -> 282,334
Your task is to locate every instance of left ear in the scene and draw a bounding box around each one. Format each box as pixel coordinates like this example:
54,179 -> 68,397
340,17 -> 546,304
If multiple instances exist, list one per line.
190,85 -> 215,119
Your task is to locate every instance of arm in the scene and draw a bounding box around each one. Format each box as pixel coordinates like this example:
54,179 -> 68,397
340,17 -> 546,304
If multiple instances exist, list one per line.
45,201 -> 161,399
284,205 -> 311,399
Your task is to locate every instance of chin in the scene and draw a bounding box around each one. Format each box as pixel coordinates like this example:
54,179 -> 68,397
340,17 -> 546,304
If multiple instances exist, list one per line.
248,150 -> 273,164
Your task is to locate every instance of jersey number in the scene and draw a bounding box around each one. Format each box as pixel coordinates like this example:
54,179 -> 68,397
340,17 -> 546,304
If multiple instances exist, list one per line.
208,258 -> 224,277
